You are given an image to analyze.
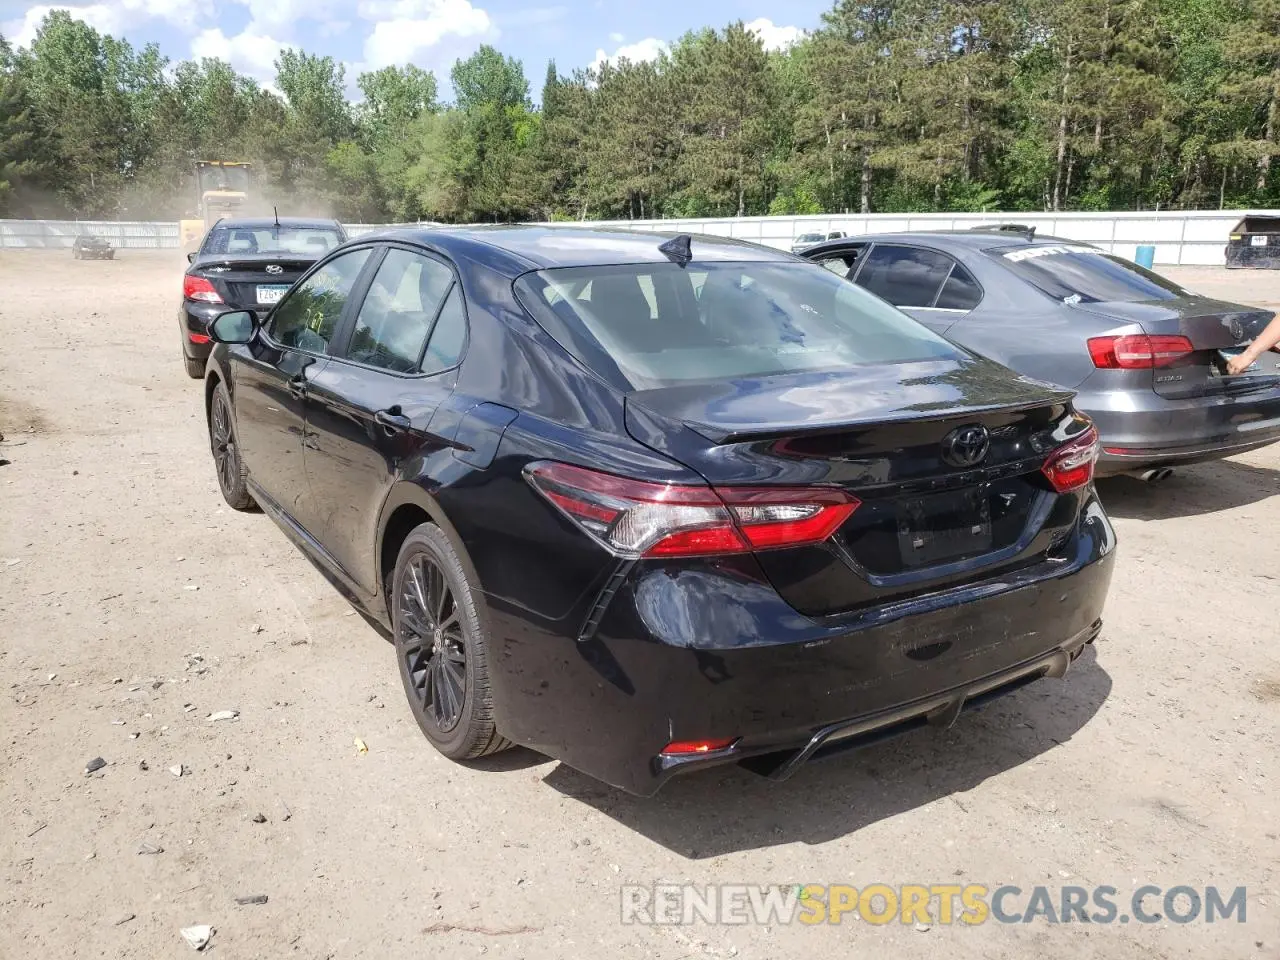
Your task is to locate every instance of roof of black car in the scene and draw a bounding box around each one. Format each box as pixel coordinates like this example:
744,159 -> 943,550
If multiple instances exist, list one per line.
211,217 -> 342,229
361,225 -> 796,271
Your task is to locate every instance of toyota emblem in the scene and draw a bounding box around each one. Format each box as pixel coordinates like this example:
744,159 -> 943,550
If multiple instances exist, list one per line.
265,264 -> 283,275
942,425 -> 991,468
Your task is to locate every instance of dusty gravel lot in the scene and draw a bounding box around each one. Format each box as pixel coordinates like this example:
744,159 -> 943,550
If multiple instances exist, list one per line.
1,250 -> 1278,960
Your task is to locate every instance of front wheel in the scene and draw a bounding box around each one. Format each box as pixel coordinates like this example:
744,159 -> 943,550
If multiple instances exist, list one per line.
392,523 -> 510,761
209,383 -> 254,510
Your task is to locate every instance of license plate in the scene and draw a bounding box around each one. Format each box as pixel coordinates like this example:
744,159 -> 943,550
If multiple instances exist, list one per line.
256,284 -> 289,305
897,487 -> 993,568
1251,235 -> 1269,247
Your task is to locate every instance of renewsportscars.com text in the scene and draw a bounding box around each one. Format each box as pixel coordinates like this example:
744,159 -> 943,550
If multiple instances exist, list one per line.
619,883 -> 1248,926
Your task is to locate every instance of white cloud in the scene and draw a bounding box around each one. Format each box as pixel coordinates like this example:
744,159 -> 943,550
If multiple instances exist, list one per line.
589,36 -> 666,72
744,17 -> 804,52
227,0 -> 341,33
355,0 -> 492,70
191,26 -> 286,84
607,30 -> 623,43
5,0 -> 207,47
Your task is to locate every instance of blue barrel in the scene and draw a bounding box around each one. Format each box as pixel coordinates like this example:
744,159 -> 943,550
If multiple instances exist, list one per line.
1134,245 -> 1156,269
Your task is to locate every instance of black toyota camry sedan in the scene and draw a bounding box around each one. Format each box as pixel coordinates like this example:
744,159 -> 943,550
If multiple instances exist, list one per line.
179,216 -> 347,378
201,226 -> 1115,795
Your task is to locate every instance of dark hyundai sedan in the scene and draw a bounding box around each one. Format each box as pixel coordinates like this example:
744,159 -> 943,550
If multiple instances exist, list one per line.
179,217 -> 347,378
201,226 -> 1115,795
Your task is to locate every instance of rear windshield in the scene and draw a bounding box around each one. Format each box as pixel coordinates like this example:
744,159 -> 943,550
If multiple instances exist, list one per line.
513,261 -> 961,390
202,226 -> 344,256
994,244 -> 1188,303
796,233 -> 824,243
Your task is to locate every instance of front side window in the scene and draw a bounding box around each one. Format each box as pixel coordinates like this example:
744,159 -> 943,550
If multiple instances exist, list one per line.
854,244 -> 956,308
268,248 -> 372,354
348,249 -> 454,373
993,244 -> 1187,303
514,260 -> 960,390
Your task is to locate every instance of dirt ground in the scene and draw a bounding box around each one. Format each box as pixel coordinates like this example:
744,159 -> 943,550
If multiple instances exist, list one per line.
1,249 -> 1278,960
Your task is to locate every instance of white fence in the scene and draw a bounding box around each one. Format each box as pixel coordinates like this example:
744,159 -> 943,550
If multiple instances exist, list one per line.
565,210 -> 1275,267
0,219 -> 180,249
3,211 -> 1273,265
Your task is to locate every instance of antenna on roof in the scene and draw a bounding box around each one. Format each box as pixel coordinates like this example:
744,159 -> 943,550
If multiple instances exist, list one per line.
658,234 -> 693,266
273,205 -> 280,230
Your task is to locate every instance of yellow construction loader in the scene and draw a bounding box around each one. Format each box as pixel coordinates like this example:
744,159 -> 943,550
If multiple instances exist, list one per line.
179,161 -> 252,251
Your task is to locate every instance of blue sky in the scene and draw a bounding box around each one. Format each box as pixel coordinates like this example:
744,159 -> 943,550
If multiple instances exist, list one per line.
1,0 -> 832,99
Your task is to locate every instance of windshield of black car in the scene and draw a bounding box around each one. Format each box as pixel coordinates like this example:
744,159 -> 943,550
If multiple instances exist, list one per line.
513,261 -> 962,390
202,226 -> 343,256
993,244 -> 1188,303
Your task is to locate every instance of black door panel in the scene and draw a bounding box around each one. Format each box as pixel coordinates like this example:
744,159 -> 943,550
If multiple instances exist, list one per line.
232,344 -> 326,519
303,364 -> 458,592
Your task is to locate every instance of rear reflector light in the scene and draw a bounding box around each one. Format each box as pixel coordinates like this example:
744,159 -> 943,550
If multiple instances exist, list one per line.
183,275 -> 223,303
660,738 -> 737,756
1042,426 -> 1099,493
524,461 -> 859,559
188,332 -> 211,344
1087,334 -> 1194,369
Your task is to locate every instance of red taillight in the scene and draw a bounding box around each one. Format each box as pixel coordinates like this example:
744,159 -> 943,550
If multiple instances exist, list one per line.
183,275 -> 223,303
188,332 -> 211,344
1042,426 -> 1099,493
1087,334 -> 1193,369
660,738 -> 737,756
524,462 -> 859,559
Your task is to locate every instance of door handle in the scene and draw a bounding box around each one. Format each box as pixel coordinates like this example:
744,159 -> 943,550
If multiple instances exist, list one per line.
374,408 -> 412,432
287,376 -> 307,399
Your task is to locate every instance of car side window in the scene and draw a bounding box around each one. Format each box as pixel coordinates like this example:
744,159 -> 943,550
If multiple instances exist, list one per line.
348,249 -> 453,373
268,248 -> 372,354
854,244 -> 954,308
815,244 -> 867,279
421,285 -> 467,373
935,263 -> 983,310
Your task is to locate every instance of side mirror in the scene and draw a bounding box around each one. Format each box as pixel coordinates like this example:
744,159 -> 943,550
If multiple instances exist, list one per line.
187,251 -> 196,263
208,310 -> 257,345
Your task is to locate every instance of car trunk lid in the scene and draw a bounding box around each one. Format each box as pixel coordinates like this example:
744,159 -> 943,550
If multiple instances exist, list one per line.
191,255 -> 315,311
1077,297 -> 1279,398
624,358 -> 1088,616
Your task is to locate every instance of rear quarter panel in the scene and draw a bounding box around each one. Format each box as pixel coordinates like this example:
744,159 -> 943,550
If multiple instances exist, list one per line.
949,250 -> 1135,390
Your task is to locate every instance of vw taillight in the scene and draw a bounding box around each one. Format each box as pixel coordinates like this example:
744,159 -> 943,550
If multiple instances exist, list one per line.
1087,334 -> 1193,369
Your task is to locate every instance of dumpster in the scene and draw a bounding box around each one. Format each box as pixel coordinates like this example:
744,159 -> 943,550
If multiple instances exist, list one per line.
1225,215 -> 1280,269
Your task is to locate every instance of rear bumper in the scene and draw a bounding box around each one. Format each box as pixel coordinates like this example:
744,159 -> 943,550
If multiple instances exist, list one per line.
485,495 -> 1116,795
178,300 -> 224,362
1077,383 -> 1280,473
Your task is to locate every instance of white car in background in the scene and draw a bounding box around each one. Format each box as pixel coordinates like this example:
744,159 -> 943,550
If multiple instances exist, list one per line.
791,230 -> 845,254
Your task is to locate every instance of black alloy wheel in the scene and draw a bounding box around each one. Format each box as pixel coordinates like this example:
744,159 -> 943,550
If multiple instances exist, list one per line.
398,552 -> 468,732
209,384 -> 254,510
391,523 -> 510,760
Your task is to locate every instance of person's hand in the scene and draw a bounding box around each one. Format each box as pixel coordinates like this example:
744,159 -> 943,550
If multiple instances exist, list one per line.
1227,351 -> 1257,376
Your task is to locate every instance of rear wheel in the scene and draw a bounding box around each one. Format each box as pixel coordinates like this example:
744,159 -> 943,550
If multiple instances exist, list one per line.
392,523 -> 510,761
184,356 -> 205,379
209,383 -> 254,510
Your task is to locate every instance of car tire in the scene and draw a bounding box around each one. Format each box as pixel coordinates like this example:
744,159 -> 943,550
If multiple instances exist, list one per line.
392,523 -> 511,761
184,356 -> 205,379
208,382 -> 255,511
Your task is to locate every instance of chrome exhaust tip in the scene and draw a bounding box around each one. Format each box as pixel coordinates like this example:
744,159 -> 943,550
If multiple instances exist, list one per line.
1126,467 -> 1174,483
